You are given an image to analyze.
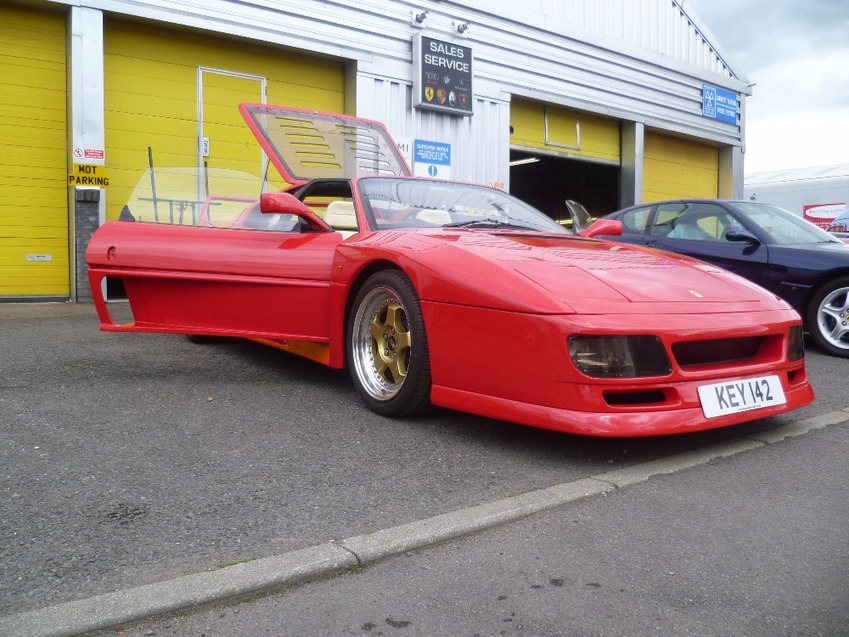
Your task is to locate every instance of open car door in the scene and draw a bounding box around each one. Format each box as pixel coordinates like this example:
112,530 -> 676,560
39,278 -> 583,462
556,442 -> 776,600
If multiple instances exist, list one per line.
87,105 -> 412,360
86,192 -> 345,353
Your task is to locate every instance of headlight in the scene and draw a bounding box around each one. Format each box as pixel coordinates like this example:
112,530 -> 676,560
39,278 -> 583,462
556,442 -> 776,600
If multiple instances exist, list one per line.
568,335 -> 671,378
788,325 -> 804,361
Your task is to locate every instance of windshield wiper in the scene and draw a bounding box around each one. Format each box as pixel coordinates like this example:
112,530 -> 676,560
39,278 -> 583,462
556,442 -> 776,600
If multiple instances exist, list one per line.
444,218 -> 537,231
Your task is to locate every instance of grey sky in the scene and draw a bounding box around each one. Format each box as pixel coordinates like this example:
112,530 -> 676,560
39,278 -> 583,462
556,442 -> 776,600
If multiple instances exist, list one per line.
684,0 -> 849,172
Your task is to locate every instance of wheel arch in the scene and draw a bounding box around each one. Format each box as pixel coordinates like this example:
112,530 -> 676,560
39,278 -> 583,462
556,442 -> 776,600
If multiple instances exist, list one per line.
802,271 -> 849,357
327,258 -> 413,369
801,268 -> 849,325
343,264 -> 434,416
343,260 -> 409,323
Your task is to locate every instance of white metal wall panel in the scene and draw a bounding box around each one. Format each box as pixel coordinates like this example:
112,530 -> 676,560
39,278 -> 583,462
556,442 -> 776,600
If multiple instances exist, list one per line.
744,165 -> 849,218
358,75 -> 415,145
54,1 -> 746,135
415,98 -> 510,187
357,74 -> 510,186
480,0 -> 738,78
47,0 -> 747,186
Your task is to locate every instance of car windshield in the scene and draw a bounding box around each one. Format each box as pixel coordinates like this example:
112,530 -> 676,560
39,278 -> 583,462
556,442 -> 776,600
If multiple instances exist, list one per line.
736,202 -> 841,245
357,177 -> 569,234
122,166 -> 268,226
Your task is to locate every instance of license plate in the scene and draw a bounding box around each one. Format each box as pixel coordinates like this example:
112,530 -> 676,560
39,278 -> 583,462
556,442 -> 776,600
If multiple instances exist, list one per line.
697,375 -> 786,418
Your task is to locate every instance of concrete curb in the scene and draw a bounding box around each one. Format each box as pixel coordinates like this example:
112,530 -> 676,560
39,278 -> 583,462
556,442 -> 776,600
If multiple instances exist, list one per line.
0,544 -> 356,637
339,476 -> 614,565
3,411 -> 846,637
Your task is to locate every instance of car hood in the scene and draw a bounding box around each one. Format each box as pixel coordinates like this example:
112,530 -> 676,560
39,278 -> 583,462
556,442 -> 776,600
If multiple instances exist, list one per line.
770,239 -> 849,263
349,231 -> 788,315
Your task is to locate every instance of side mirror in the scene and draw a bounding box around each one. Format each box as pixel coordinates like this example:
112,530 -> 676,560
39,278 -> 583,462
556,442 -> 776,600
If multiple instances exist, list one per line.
260,192 -> 332,231
725,229 -> 760,245
579,218 -> 623,238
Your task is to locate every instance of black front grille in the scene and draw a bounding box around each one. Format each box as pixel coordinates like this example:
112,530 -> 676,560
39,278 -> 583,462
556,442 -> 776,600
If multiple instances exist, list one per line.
672,336 -> 765,367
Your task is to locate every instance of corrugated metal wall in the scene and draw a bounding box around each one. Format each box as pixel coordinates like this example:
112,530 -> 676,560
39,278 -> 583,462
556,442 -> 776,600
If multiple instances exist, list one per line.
510,0 -> 735,77
744,165 -> 849,219
3,0 -> 750,299
357,74 -> 509,187
73,0 -> 737,79
58,0 -> 746,187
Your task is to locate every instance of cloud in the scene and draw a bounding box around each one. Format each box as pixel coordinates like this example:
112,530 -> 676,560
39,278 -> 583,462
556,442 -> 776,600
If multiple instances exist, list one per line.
745,110 -> 849,173
686,0 -> 849,171
753,49 -> 849,114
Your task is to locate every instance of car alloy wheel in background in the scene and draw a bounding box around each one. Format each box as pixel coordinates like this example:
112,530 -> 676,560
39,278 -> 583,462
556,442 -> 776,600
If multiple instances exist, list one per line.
807,275 -> 849,358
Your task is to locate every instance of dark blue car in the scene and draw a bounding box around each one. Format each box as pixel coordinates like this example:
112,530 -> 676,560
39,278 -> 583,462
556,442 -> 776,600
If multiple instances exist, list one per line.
598,199 -> 849,358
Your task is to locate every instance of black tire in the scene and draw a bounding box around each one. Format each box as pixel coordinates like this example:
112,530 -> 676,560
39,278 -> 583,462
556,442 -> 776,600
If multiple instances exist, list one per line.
347,270 -> 432,416
806,276 -> 849,358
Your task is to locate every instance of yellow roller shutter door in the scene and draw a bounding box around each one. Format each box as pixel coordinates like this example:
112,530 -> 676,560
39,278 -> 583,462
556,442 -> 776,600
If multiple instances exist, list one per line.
510,98 -> 620,164
104,19 -> 345,222
643,133 -> 719,202
0,6 -> 68,298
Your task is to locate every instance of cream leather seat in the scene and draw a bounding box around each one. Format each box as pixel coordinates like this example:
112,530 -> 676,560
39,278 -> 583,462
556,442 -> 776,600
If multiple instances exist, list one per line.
323,201 -> 358,237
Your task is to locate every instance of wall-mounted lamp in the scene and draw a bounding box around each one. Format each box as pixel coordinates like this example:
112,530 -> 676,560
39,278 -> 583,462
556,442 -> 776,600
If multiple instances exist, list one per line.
454,21 -> 470,35
411,10 -> 429,27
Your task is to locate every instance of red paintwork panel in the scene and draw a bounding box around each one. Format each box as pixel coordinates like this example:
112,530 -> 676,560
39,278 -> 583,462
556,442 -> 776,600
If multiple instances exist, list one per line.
432,379 -> 813,437
85,104 -> 816,437
87,221 -> 341,340
422,300 -> 812,436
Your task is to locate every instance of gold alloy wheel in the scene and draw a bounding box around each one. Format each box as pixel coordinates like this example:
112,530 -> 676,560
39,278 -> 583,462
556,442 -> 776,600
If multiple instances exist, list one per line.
348,269 -> 432,416
369,301 -> 411,387
351,286 -> 412,401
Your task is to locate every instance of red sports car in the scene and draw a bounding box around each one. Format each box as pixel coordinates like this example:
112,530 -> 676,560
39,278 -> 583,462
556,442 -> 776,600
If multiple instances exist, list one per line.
86,105 -> 814,437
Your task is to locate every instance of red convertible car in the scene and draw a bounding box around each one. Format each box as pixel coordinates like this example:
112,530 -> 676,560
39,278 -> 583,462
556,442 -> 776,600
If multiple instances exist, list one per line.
86,105 -> 814,437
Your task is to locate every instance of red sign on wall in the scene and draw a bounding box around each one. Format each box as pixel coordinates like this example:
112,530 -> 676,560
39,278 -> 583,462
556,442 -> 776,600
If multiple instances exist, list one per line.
803,203 -> 845,228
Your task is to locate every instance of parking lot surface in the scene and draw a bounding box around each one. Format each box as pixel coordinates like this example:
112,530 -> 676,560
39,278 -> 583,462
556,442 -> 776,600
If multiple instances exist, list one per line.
113,419 -> 849,637
1,302 -> 845,635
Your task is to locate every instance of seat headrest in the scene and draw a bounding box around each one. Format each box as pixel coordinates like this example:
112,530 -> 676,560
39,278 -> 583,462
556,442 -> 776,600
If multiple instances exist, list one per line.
323,201 -> 357,230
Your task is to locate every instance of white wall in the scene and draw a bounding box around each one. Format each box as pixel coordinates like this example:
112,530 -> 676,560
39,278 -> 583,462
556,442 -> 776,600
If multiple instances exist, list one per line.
48,0 -> 749,187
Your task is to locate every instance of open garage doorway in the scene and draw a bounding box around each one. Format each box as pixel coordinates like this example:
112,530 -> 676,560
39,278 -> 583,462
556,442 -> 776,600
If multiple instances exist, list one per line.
509,150 -> 620,225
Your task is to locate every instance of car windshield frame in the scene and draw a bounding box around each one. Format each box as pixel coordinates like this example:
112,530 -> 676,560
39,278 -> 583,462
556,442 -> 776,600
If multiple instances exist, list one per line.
734,202 -> 841,245
356,177 -> 570,234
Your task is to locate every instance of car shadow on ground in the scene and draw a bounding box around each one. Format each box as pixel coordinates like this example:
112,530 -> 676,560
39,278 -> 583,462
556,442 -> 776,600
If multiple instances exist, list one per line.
220,336 -> 798,471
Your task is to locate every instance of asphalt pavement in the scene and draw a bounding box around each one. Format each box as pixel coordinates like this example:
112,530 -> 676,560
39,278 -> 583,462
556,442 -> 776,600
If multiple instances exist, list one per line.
1,302 -> 847,637
101,414 -> 849,637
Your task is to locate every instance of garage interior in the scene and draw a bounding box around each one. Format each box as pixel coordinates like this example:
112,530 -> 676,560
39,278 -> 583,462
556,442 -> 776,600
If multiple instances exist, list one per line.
509,149 -> 621,224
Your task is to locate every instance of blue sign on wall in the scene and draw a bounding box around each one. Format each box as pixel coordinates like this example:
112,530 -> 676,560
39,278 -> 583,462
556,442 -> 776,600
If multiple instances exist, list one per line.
702,85 -> 738,125
413,139 -> 452,179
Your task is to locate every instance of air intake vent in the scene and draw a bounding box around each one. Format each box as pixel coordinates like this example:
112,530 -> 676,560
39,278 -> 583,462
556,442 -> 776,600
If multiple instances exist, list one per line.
672,337 -> 764,367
